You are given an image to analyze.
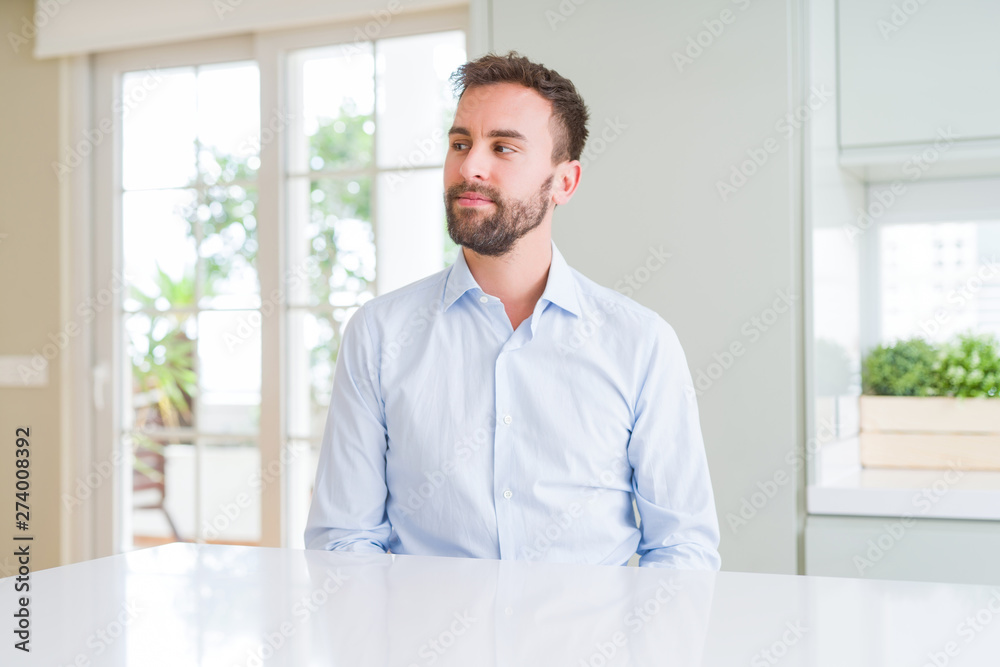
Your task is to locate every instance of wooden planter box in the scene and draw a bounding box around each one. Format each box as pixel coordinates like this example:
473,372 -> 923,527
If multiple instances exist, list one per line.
860,396 -> 1000,471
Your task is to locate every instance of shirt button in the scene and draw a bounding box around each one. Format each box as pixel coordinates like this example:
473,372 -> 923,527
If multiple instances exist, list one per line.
503,489 -> 512,499
505,607 -> 514,616
503,414 -> 512,425
479,295 -> 488,303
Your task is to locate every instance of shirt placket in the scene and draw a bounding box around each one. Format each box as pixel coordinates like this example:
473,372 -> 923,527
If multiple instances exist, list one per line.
487,302 -> 532,560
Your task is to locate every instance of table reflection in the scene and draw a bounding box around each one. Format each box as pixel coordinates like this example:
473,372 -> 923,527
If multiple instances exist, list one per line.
299,549 -> 715,666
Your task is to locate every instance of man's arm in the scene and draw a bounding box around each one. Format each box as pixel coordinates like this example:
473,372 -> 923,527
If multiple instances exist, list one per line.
627,317 -> 721,570
304,304 -> 391,552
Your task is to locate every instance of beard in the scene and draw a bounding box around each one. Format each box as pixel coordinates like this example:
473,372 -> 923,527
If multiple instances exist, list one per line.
445,175 -> 554,257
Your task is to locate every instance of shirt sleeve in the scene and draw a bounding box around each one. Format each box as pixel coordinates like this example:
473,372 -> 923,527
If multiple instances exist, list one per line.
304,304 -> 391,553
627,317 -> 721,570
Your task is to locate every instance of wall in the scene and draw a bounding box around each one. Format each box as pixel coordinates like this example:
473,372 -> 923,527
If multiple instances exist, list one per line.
490,0 -> 804,574
0,0 -> 63,573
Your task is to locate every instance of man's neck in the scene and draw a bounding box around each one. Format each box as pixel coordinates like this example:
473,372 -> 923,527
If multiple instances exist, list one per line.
463,227 -> 553,330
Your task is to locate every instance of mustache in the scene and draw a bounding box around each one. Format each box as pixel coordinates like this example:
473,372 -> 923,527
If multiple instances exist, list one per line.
446,182 -> 502,202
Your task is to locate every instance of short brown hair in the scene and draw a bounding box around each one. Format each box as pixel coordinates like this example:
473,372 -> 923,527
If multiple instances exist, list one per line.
450,51 -> 589,164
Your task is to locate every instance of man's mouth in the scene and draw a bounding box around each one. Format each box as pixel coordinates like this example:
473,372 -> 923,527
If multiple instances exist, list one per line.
456,191 -> 494,207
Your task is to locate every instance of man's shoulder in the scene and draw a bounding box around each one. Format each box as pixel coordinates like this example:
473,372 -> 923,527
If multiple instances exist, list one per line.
570,267 -> 672,333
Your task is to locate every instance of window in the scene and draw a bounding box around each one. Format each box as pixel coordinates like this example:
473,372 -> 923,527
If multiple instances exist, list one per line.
121,60 -> 263,548
91,11 -> 468,556
878,220 -> 1000,344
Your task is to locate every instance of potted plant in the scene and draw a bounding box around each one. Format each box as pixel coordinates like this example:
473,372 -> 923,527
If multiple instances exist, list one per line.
860,333 -> 1000,470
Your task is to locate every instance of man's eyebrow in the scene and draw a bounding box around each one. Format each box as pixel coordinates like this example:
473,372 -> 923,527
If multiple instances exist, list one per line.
488,129 -> 528,142
447,126 -> 528,142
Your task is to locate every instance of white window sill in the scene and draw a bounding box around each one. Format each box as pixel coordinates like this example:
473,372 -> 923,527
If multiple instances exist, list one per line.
807,437 -> 1000,521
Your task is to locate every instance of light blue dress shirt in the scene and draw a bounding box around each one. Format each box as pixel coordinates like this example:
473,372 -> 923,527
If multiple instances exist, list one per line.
305,240 -> 721,569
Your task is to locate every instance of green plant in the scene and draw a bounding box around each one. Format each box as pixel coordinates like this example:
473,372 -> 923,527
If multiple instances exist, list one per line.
129,143 -> 258,433
933,333 -> 1000,398
862,338 -> 939,397
862,333 -> 1000,398
129,265 -> 198,431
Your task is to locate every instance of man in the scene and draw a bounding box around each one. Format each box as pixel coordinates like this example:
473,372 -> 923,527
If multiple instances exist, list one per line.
305,51 -> 721,569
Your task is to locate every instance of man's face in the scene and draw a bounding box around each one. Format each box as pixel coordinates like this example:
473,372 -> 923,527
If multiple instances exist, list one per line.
444,82 -> 560,257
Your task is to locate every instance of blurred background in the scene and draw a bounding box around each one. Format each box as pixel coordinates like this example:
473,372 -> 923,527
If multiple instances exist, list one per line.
1,0 -> 999,585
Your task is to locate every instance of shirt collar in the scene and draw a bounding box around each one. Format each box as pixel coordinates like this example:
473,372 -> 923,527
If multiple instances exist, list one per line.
442,240 -> 582,318
539,240 -> 582,318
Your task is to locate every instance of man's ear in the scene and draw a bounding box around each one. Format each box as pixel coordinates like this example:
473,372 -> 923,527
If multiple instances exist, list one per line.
552,159 -> 582,206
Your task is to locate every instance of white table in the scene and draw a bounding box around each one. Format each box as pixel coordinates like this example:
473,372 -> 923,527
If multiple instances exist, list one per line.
5,543 -> 1000,665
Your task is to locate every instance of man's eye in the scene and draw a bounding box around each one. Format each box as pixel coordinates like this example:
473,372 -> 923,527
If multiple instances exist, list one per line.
452,141 -> 470,151
495,145 -> 514,154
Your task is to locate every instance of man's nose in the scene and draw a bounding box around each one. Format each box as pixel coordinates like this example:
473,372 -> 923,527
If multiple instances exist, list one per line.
458,143 -> 491,182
